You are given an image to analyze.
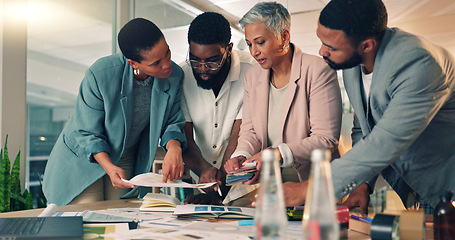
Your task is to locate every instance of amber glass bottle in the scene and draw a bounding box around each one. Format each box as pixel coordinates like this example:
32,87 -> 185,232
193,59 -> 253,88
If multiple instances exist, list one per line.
433,191 -> 455,240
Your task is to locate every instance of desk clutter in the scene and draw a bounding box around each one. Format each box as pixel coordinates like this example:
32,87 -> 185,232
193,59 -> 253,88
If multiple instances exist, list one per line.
3,196 -> 447,240
288,203 -> 437,240
37,203 -> 274,239
349,210 -> 434,240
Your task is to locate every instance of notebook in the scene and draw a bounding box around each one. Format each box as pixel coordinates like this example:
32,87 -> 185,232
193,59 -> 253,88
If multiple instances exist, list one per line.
0,216 -> 83,239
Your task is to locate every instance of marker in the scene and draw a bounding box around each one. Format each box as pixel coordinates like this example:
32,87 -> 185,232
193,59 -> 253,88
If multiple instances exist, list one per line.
242,161 -> 257,168
350,214 -> 372,224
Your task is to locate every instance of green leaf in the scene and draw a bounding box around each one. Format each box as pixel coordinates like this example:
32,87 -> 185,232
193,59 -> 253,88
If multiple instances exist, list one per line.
11,150 -> 20,186
0,135 -> 37,212
0,136 -> 12,213
10,150 -> 21,210
36,195 -> 46,209
0,148 -> 5,212
3,136 -> 11,212
10,191 -> 23,211
22,190 -> 34,210
36,171 -> 47,208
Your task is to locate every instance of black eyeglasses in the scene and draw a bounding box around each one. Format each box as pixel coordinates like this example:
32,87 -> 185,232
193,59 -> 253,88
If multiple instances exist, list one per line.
186,48 -> 228,71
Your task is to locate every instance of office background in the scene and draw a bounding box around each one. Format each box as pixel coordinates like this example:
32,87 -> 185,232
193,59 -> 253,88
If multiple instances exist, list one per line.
1,0 -> 455,205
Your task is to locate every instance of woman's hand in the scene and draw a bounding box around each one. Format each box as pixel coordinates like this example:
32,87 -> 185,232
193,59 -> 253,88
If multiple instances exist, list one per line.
94,152 -> 135,189
105,164 -> 136,189
224,156 -> 247,173
162,139 -> 184,182
244,151 -> 263,185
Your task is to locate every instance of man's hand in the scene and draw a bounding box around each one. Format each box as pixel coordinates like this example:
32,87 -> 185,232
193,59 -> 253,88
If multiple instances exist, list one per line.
342,183 -> 370,216
283,181 -> 308,207
199,167 -> 224,193
162,140 -> 184,182
184,192 -> 222,205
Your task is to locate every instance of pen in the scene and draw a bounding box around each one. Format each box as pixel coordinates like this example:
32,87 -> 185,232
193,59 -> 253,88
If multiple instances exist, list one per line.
216,184 -> 222,197
350,214 -> 372,224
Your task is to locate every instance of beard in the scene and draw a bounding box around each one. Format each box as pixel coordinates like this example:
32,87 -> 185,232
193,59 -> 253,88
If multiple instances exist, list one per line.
324,51 -> 362,70
193,58 -> 231,90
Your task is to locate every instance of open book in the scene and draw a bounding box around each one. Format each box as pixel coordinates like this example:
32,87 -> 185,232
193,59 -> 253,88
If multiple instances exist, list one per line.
139,193 -> 183,212
173,204 -> 255,219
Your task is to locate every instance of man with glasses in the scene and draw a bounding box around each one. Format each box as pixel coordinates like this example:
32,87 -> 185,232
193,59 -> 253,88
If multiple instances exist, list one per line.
180,12 -> 255,205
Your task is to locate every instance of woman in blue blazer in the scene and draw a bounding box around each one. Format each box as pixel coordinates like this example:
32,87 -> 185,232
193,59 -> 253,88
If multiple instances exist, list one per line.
43,18 -> 187,206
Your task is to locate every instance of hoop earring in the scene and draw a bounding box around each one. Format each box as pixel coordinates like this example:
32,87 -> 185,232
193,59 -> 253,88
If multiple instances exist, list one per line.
134,68 -> 140,76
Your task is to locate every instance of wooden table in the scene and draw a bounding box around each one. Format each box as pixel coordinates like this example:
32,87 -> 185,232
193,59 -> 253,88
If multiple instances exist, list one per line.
0,199 -> 370,239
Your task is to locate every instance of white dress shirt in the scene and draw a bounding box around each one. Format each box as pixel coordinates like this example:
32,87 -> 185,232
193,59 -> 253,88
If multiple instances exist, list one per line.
180,50 -> 255,169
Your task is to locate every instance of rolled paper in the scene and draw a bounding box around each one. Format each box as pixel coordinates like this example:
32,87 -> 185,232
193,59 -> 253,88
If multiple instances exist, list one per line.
38,203 -> 58,217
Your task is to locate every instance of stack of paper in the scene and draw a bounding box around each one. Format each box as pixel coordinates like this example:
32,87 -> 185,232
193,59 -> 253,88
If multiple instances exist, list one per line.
226,164 -> 257,186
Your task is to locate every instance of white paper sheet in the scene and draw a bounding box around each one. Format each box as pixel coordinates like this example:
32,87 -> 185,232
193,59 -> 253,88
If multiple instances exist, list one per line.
122,172 -> 216,188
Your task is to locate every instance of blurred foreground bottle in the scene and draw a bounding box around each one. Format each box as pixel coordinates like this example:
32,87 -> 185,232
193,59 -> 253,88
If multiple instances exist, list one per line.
303,149 -> 339,240
254,148 -> 287,239
434,190 -> 455,240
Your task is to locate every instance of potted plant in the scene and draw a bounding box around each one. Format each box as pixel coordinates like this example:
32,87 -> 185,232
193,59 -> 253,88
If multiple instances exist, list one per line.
0,135 -> 34,212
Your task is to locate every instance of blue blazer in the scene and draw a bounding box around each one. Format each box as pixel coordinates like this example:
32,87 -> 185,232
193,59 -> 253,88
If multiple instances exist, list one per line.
43,53 -> 187,205
331,28 -> 455,207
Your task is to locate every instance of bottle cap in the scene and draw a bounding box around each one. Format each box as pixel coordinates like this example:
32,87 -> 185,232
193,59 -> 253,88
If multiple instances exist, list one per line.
262,149 -> 275,162
311,149 -> 329,162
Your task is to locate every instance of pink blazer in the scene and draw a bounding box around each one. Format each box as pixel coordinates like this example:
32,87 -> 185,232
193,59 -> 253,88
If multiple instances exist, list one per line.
236,44 -> 342,181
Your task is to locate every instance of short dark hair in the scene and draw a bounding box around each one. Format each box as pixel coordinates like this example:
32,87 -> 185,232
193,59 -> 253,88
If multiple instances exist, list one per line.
117,18 -> 164,62
188,12 -> 231,47
319,0 -> 387,45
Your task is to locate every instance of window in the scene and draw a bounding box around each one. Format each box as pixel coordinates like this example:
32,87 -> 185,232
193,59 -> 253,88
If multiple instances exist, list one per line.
26,0 -> 114,204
